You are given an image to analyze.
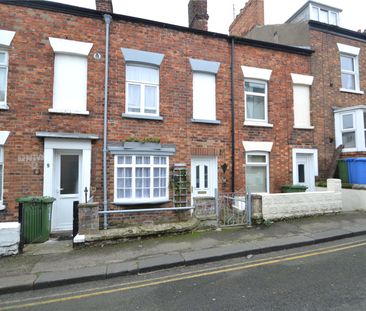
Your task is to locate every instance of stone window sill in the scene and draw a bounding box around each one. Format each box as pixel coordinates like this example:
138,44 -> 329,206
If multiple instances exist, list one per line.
191,119 -> 221,125
293,125 -> 314,130
339,88 -> 364,95
48,108 -> 90,115
122,113 -> 163,121
0,104 -> 9,110
244,121 -> 273,128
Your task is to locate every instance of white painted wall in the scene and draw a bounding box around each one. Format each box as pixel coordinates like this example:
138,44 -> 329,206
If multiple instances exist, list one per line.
341,188 -> 366,211
0,222 -> 20,257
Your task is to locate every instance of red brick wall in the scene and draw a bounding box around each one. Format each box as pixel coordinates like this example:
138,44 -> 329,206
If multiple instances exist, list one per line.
229,0 -> 264,37
309,29 -> 366,179
0,2 -> 311,224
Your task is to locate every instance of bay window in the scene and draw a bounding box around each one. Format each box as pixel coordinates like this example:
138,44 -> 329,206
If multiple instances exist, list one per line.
334,106 -> 366,152
115,155 -> 169,203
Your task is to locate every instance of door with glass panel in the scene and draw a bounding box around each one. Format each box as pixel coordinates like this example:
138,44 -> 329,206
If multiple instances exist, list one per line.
191,157 -> 217,199
295,154 -> 314,191
52,151 -> 81,232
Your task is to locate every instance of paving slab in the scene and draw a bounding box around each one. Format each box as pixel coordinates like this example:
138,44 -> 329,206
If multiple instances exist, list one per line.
34,265 -> 107,289
307,229 -> 353,242
106,261 -> 138,278
0,274 -> 36,294
138,254 -> 185,272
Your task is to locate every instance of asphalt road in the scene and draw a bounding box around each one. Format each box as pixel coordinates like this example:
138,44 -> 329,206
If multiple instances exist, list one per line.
1,237 -> 366,311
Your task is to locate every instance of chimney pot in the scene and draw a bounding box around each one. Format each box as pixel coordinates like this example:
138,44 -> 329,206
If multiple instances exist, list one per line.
188,0 -> 209,31
96,0 -> 113,13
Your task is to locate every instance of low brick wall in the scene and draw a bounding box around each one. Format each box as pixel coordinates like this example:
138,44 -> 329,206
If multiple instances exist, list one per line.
260,179 -> 343,221
103,210 -> 192,228
0,222 -> 20,257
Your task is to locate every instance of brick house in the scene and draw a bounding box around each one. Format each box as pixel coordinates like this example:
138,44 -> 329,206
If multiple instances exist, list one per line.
236,0 -> 366,182
0,0 -> 312,232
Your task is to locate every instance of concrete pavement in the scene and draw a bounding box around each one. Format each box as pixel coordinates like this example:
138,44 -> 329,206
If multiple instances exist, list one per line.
1,212 -> 366,294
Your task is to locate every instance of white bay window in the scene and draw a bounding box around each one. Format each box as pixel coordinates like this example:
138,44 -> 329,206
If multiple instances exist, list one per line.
334,106 -> 366,152
115,155 -> 169,203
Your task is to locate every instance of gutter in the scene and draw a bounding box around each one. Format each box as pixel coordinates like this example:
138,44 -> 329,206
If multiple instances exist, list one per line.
103,14 -> 112,230
231,38 -> 235,193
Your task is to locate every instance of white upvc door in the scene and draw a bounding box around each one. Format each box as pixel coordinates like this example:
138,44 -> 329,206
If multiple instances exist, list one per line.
294,154 -> 315,191
51,151 -> 82,232
191,156 -> 217,199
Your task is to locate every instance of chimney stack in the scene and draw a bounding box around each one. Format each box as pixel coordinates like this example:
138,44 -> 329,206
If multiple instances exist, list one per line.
96,0 -> 113,13
229,0 -> 264,37
188,0 -> 209,31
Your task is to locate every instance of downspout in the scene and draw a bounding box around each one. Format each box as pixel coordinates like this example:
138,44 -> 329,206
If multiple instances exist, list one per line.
231,38 -> 235,193
103,14 -> 112,230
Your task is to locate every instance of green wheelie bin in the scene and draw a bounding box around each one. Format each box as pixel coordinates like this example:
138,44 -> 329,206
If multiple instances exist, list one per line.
16,196 -> 55,243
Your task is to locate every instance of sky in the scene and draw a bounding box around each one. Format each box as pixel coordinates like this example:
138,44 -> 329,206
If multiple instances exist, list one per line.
46,0 -> 366,34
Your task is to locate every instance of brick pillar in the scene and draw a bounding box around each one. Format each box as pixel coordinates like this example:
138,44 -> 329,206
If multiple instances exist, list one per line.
229,0 -> 264,37
96,0 -> 113,13
78,203 -> 99,234
188,0 -> 209,31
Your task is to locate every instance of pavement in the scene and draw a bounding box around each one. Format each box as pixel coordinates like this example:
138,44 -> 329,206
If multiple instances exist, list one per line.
1,211 -> 366,294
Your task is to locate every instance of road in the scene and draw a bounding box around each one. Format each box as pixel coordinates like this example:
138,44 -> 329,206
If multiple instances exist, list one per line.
1,237 -> 366,311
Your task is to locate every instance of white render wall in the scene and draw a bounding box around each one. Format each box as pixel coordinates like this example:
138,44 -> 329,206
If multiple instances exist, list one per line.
0,222 -> 20,257
261,179 -> 342,220
341,188 -> 366,212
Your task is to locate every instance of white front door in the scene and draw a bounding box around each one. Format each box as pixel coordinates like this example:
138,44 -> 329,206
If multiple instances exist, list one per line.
191,157 -> 217,199
294,154 -> 315,191
51,151 -> 81,232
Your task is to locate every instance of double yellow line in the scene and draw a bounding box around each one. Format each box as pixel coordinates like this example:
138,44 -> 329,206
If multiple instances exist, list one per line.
1,238 -> 366,310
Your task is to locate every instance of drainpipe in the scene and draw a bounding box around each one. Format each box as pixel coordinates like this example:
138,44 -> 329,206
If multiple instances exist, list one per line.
103,14 -> 112,230
231,38 -> 235,193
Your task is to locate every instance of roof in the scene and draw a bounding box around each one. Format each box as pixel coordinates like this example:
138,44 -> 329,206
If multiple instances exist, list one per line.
0,0 -> 313,56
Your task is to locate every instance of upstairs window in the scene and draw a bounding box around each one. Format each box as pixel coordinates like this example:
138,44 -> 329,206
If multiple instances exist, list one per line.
49,37 -> 93,115
122,48 -> 164,120
291,73 -> 314,129
0,146 -> 3,207
337,43 -> 362,94
126,65 -> 159,116
0,29 -> 16,109
245,80 -> 267,122
242,66 -> 272,127
311,5 -> 339,26
189,58 -> 220,124
0,51 -> 8,107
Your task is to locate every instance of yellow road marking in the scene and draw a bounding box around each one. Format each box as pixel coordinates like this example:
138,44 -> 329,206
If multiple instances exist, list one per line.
1,239 -> 366,310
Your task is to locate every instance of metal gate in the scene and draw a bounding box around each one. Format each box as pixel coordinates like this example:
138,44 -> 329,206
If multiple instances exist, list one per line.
194,190 -> 252,227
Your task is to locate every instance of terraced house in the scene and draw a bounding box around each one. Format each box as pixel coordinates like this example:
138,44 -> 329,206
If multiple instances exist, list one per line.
240,0 -> 366,183
0,0 -> 313,232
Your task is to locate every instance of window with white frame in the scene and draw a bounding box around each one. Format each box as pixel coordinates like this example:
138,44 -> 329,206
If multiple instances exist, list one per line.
0,146 -> 4,206
245,80 -> 267,122
311,5 -> 339,25
341,113 -> 356,149
0,51 -> 8,107
340,54 -> 358,91
337,43 -> 361,93
334,107 -> 366,152
49,37 -> 93,114
245,152 -> 269,193
126,65 -> 159,116
291,73 -> 314,129
115,155 -> 169,203
189,58 -> 220,123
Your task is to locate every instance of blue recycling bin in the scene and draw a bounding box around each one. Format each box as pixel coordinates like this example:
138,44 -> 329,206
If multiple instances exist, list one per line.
347,158 -> 366,185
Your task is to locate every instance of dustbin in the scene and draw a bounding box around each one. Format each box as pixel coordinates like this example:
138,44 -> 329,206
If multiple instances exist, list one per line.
347,158 -> 366,185
337,159 -> 349,183
281,185 -> 308,193
16,196 -> 55,243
